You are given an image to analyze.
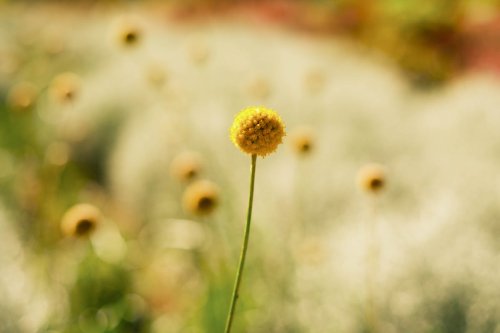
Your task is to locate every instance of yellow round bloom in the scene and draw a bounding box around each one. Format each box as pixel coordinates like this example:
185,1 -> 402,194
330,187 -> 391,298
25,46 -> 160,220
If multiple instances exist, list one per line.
61,203 -> 101,237
112,17 -> 142,48
357,163 -> 386,194
290,126 -> 314,155
50,72 -> 81,104
183,180 -> 219,216
8,82 -> 38,111
230,106 -> 286,156
119,25 -> 140,46
170,151 -> 202,182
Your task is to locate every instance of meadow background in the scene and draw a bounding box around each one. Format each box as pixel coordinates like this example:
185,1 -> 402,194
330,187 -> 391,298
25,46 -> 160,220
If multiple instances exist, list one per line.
1,0 -> 500,332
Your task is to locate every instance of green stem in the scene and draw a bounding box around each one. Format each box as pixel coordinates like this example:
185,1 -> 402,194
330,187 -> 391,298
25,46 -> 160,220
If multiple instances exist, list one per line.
224,154 -> 257,333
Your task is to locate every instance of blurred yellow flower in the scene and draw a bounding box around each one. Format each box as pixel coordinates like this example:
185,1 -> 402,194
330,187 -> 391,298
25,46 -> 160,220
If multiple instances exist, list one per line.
230,106 -> 286,157
290,126 -> 314,155
50,72 -> 80,104
170,151 -> 203,182
7,82 -> 37,111
182,180 -> 219,216
61,203 -> 101,237
113,17 -> 142,47
357,163 -> 386,194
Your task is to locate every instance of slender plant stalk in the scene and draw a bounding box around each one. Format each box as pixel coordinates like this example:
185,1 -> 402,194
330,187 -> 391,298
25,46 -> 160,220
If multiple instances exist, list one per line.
366,196 -> 379,333
224,154 -> 257,333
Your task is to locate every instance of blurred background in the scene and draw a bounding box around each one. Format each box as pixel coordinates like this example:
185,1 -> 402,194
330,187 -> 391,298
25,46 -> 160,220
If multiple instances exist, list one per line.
1,0 -> 500,332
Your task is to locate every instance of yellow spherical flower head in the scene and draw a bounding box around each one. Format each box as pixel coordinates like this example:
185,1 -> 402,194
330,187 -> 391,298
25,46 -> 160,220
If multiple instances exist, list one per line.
50,72 -> 81,104
230,106 -> 286,157
61,203 -> 101,237
290,126 -> 314,155
183,180 -> 219,216
120,25 -> 140,46
357,163 -> 386,194
112,17 -> 142,48
170,151 -> 203,182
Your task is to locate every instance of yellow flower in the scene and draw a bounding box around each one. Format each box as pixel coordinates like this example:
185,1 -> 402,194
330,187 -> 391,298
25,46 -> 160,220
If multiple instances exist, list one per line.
183,180 -> 219,216
61,203 -> 101,237
290,126 -> 314,155
112,17 -> 141,47
357,163 -> 386,193
170,151 -> 202,182
50,72 -> 80,104
7,82 -> 37,111
230,106 -> 286,156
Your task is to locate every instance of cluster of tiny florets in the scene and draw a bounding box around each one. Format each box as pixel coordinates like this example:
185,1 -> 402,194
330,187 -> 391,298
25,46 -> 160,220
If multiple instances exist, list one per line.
230,106 -> 286,157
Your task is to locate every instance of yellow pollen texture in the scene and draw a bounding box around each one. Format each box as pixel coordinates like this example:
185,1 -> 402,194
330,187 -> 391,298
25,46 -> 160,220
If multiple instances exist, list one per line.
230,106 -> 285,156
